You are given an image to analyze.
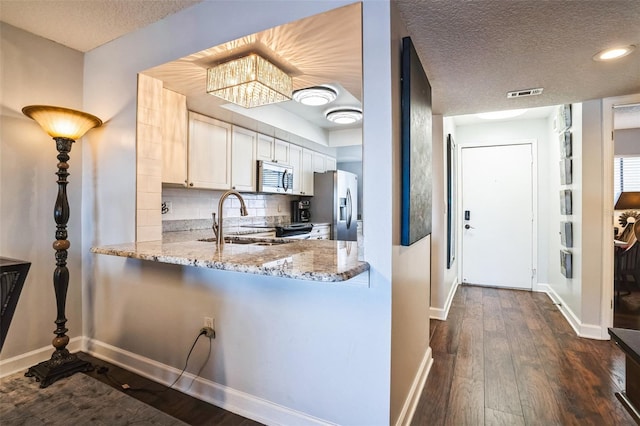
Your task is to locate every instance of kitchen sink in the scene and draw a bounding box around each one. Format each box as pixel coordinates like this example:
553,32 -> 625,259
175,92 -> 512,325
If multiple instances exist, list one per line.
197,237 -> 292,246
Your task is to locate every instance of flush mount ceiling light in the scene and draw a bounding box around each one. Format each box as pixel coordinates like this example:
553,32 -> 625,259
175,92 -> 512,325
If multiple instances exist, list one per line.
593,45 -> 636,61
326,108 -> 362,124
206,53 -> 292,108
477,109 -> 528,120
292,86 -> 338,106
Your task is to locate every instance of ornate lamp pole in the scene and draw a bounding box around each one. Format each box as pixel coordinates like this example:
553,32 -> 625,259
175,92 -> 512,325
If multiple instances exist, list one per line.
22,105 -> 102,388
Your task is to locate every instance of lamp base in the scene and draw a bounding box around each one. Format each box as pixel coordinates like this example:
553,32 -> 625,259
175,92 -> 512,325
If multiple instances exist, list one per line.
25,349 -> 93,388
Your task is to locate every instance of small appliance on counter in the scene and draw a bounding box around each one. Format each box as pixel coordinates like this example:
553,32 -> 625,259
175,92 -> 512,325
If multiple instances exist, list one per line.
291,199 -> 311,223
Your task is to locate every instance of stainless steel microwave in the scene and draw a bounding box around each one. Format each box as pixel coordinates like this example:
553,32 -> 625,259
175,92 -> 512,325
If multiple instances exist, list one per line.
257,161 -> 293,194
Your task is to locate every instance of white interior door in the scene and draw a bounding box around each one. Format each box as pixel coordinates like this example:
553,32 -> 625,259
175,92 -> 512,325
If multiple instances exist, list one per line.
461,144 -> 533,289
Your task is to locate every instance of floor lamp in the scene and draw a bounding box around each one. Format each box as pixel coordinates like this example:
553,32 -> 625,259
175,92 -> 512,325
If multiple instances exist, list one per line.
22,105 -> 102,388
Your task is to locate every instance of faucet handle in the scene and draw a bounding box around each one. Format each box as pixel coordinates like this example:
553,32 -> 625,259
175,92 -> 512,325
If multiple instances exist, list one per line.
212,212 -> 219,239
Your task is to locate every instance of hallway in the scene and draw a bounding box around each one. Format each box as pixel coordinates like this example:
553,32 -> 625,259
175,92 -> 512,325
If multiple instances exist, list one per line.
412,285 -> 636,425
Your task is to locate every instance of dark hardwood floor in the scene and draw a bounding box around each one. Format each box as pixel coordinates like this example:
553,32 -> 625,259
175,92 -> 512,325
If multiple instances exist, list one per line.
77,353 -> 263,426
412,285 -> 637,426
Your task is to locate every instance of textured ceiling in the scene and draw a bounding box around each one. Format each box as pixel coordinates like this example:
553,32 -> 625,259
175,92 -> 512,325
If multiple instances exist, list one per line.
394,0 -> 640,116
1,0 -> 639,119
0,0 -> 202,53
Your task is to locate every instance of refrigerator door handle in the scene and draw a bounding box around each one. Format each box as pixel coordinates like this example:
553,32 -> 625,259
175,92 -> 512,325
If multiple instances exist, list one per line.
346,188 -> 353,229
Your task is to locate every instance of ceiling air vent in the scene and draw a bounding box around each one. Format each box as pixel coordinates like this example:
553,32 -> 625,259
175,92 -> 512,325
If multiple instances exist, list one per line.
507,88 -> 544,98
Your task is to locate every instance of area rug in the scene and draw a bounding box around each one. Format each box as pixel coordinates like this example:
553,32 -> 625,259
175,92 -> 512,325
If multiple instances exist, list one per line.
0,371 -> 187,425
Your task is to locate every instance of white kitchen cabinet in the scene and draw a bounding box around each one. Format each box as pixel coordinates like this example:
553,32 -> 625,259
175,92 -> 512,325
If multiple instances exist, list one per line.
188,112 -> 231,190
256,134 -> 289,164
289,144 -> 303,195
312,152 -> 326,173
162,89 -> 188,186
256,133 -> 274,162
231,126 -> 257,191
274,139 -> 290,164
302,148 -> 315,196
325,156 -> 337,171
311,224 -> 330,240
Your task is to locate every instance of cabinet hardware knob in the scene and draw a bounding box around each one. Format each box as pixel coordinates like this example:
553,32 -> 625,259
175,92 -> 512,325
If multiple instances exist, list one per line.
189,182 -> 194,187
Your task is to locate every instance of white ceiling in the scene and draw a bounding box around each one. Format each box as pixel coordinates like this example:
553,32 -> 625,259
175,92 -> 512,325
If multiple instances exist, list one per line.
1,0 -> 639,120
141,4 -> 363,135
0,0 -> 202,53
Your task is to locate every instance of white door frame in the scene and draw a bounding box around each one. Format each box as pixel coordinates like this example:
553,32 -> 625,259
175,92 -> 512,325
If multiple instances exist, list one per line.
456,139 -> 538,289
601,93 -> 640,338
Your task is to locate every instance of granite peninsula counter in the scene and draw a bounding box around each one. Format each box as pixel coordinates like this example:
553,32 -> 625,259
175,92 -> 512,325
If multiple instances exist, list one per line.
91,232 -> 369,284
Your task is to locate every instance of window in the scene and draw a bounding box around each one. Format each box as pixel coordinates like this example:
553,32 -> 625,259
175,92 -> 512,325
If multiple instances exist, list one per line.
614,156 -> 640,202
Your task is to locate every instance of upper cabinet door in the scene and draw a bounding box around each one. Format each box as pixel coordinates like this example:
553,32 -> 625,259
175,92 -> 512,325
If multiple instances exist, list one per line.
312,152 -> 326,173
162,89 -> 188,186
274,139 -> 290,164
302,148 -> 314,196
188,112 -> 231,190
256,134 -> 274,162
231,126 -> 257,192
325,156 -> 337,171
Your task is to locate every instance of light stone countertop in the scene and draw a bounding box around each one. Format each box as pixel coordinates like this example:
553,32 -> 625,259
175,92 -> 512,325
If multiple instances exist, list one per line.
90,231 -> 369,283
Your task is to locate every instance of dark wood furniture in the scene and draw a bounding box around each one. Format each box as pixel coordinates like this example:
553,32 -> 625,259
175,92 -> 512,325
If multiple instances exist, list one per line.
0,257 -> 31,352
615,222 -> 640,305
608,327 -> 640,424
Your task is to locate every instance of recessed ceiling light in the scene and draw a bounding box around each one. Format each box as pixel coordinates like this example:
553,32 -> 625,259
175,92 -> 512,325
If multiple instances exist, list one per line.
593,45 -> 635,61
477,109 -> 528,120
326,108 -> 362,124
292,86 -> 338,106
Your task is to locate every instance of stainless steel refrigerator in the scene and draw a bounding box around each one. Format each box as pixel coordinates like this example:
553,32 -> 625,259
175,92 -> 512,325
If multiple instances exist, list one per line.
312,170 -> 358,241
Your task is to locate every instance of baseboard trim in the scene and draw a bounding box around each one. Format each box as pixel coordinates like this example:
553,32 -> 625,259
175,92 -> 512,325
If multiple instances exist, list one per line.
0,337 -> 84,378
430,279 -> 459,320
85,338 -> 336,426
394,346 -> 433,426
538,284 -> 606,340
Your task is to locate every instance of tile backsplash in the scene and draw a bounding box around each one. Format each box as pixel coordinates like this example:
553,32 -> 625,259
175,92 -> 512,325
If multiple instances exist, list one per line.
161,186 -> 295,227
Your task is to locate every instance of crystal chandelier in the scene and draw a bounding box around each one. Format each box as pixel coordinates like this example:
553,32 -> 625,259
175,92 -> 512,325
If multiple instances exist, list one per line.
207,54 -> 292,108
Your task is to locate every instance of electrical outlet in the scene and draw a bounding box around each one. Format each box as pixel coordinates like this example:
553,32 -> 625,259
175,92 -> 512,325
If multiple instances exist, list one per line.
201,316 -> 215,339
161,201 -> 172,215
204,316 -> 214,329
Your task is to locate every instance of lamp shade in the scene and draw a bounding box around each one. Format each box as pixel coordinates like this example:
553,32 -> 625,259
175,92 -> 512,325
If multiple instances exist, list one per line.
22,105 -> 102,140
207,54 -> 292,108
614,191 -> 640,210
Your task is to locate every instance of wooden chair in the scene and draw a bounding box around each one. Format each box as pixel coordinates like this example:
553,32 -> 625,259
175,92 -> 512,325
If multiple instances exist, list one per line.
614,221 -> 640,304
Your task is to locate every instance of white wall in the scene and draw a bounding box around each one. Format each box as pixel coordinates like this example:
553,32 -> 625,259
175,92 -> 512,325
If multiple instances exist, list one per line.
430,117 -> 458,317
389,4 -> 433,424
0,23 -> 85,361
82,1 -> 393,424
579,101 -> 605,329
545,104 -> 584,325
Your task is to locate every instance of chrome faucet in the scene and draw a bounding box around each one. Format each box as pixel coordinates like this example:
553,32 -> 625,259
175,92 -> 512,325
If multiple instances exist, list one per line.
214,190 -> 249,246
